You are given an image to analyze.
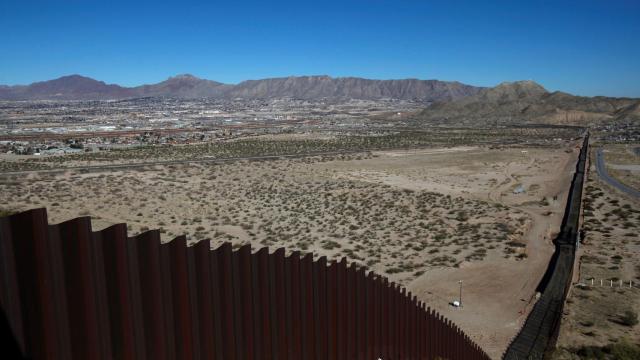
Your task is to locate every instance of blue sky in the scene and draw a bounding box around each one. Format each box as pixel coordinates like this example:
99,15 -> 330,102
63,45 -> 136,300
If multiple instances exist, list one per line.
1,0 -> 639,97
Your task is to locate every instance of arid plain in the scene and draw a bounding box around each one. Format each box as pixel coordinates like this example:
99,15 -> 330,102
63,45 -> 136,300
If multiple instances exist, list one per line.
0,136 -> 580,358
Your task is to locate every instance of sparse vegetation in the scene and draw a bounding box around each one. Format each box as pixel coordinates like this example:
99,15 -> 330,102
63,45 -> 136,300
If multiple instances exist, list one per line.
619,310 -> 638,327
0,127 -> 581,172
0,143 -> 538,285
553,340 -> 640,360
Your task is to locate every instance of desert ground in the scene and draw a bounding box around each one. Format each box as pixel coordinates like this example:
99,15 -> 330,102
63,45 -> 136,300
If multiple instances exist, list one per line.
0,141 -> 580,358
405,145 -> 579,358
554,146 -> 640,359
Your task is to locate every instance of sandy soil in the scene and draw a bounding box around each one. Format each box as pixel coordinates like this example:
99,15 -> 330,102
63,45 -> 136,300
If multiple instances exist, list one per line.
382,146 -> 579,358
0,144 -> 578,359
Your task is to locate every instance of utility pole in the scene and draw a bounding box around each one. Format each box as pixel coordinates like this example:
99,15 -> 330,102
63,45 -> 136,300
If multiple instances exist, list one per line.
459,280 -> 463,308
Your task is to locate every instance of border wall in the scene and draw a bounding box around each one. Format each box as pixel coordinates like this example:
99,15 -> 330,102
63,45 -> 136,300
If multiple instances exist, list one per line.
503,134 -> 589,359
0,208 -> 489,360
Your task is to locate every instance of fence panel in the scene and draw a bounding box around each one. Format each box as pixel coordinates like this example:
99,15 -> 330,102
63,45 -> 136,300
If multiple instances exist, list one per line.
162,236 -> 193,360
44,218 -> 72,359
336,257 -> 347,360
190,240 -> 215,359
299,252 -> 314,359
134,230 -> 167,360
0,216 -> 26,356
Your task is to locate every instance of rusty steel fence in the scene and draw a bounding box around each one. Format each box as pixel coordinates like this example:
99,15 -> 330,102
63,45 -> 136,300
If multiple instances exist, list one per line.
0,208 -> 489,360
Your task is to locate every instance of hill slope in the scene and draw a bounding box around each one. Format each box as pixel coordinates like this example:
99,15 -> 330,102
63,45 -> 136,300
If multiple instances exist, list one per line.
415,81 -> 640,126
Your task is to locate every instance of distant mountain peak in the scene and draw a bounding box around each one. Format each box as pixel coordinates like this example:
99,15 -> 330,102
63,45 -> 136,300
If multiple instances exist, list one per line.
479,80 -> 548,102
494,80 -> 547,92
0,74 -> 482,101
44,74 -> 106,85
57,74 -> 93,80
170,74 -> 199,80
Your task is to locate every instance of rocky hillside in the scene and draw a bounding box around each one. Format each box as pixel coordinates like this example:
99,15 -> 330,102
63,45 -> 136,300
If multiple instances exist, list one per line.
415,81 -> 640,126
0,75 -> 135,100
224,76 -> 481,101
132,74 -> 230,98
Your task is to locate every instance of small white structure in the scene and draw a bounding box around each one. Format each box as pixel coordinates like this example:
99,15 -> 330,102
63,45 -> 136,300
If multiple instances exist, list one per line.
452,300 -> 461,307
513,185 -> 526,194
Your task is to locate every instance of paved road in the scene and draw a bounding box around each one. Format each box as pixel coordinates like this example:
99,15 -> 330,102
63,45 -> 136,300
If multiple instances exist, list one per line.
595,149 -> 640,198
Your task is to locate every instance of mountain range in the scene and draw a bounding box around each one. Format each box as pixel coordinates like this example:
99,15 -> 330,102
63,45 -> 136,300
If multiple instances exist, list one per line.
1,74 -> 638,125
0,74 -> 482,102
